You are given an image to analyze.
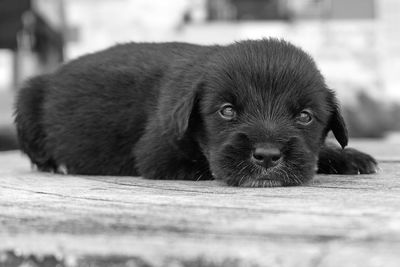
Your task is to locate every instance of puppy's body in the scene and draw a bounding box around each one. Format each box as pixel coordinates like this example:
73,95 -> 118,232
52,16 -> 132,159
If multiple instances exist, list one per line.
16,42 -> 214,176
15,39 -> 377,186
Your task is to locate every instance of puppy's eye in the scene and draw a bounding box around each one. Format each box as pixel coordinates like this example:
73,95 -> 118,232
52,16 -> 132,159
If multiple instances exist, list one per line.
219,104 -> 236,120
296,109 -> 313,125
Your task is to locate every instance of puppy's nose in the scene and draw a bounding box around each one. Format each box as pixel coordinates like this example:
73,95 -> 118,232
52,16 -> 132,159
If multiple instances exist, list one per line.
252,145 -> 282,169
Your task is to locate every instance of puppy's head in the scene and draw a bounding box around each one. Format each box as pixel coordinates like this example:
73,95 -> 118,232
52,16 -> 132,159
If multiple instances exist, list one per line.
164,39 -> 347,187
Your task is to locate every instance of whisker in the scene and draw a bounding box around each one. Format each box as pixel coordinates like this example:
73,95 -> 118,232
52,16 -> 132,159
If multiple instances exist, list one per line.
238,174 -> 247,186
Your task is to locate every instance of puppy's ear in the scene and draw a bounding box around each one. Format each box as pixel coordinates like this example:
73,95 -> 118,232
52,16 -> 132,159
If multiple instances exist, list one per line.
328,104 -> 348,149
160,79 -> 202,140
169,89 -> 198,139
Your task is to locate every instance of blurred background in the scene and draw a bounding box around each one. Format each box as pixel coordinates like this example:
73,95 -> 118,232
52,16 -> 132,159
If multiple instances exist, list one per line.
1,0 -> 400,152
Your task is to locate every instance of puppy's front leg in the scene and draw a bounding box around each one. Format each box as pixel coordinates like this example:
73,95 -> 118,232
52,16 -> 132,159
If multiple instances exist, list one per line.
317,143 -> 378,174
136,146 -> 213,181
134,125 -> 214,181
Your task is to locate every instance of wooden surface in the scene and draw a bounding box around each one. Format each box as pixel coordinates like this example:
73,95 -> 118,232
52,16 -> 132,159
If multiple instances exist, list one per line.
1,139 -> 400,267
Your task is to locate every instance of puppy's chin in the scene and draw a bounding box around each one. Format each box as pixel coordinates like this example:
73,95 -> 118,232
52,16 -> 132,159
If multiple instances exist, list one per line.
209,137 -> 317,187
239,176 -> 283,187
237,161 -> 314,187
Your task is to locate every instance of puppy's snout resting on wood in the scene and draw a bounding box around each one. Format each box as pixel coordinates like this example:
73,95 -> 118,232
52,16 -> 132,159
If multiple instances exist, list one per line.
14,39 -> 378,187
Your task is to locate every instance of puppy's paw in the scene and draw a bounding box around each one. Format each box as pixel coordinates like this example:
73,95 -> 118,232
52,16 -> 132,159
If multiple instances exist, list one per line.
317,146 -> 378,175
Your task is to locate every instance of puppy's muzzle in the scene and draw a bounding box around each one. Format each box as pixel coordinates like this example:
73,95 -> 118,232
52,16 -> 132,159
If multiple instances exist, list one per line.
251,143 -> 282,169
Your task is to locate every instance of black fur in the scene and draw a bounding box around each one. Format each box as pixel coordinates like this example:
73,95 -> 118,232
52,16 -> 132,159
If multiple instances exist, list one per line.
14,39 -> 378,187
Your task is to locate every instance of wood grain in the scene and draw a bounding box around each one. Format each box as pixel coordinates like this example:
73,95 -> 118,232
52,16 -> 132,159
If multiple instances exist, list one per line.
1,150 -> 400,267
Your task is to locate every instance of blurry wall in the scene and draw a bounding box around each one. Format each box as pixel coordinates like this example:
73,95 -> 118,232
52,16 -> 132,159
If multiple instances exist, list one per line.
0,0 -> 64,91
61,0 -> 400,104
1,0 -> 400,101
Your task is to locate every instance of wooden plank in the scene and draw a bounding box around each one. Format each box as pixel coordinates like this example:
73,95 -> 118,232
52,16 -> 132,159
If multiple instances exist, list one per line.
1,151 -> 400,267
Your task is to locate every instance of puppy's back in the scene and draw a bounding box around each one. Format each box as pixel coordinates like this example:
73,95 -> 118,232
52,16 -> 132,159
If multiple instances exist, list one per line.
15,75 -> 57,171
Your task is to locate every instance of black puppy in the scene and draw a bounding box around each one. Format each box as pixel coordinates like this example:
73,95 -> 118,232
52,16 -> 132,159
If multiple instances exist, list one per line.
15,39 -> 377,187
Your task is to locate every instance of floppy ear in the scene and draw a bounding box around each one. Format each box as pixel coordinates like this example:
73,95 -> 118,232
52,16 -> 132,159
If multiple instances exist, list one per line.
159,79 -> 202,140
168,89 -> 198,139
329,105 -> 348,149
